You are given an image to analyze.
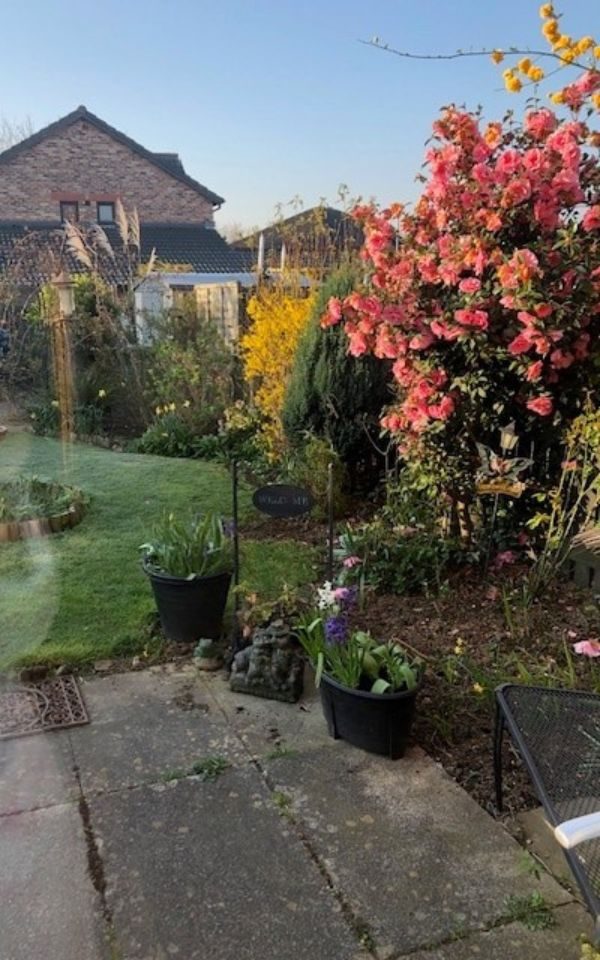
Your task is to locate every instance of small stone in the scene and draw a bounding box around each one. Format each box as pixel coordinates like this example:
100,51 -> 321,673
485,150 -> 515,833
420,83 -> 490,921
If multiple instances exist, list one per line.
94,660 -> 113,673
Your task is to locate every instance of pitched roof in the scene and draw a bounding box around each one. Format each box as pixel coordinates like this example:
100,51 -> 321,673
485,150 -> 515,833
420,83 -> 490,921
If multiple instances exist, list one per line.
238,206 -> 361,249
0,105 -> 224,207
0,221 -> 253,285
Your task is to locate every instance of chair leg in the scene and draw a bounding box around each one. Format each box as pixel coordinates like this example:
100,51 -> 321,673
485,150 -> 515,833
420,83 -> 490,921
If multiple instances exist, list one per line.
494,705 -> 505,813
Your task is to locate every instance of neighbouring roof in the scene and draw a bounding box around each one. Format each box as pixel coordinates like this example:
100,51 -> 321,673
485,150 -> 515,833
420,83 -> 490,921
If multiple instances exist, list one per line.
0,105 -> 225,207
0,221 -> 254,285
238,206 -> 362,251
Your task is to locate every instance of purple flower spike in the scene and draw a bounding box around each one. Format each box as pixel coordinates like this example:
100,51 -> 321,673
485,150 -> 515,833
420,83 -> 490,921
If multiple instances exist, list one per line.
325,615 -> 348,646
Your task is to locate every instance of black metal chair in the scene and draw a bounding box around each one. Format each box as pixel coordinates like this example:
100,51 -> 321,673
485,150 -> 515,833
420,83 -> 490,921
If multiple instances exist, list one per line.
495,683 -> 600,942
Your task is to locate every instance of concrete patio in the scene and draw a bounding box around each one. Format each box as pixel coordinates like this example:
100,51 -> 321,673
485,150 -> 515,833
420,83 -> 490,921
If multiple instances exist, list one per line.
0,665 -> 593,959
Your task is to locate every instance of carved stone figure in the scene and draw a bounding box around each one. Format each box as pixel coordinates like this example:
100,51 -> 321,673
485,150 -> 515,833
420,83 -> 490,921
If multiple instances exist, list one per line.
230,620 -> 304,703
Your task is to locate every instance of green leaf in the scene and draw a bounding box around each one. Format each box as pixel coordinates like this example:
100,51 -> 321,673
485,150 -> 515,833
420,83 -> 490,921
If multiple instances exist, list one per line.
371,678 -> 391,694
315,651 -> 324,688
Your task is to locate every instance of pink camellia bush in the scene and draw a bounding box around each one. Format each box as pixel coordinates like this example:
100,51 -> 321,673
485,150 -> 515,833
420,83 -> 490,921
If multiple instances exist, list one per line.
323,105 -> 600,504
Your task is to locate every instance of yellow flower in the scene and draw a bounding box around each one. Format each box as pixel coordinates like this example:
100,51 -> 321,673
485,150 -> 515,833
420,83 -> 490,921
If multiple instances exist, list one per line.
559,49 -> 575,63
155,405 -> 162,416
51,399 -> 59,408
98,388 -> 106,398
553,34 -> 572,51
575,36 -> 595,55
472,682 -> 485,695
491,49 -> 504,64
539,3 -> 553,17
594,46 -> 600,60
528,65 -> 545,82
505,74 -> 523,93
550,90 -> 565,103
592,93 -> 600,109
542,19 -> 559,41
168,402 -> 176,412
183,399 -> 191,408
518,57 -> 532,75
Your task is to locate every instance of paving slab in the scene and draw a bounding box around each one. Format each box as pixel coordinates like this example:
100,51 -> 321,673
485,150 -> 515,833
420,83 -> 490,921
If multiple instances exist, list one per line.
404,902 -> 591,959
201,668 -> 333,759
514,807 -> 582,897
0,728 -> 77,814
264,744 -> 576,957
0,802 -> 109,960
89,767 -> 366,960
70,669 -> 245,794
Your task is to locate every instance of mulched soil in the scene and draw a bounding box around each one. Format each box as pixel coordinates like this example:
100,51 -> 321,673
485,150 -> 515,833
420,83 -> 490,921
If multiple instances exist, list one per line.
352,572 -> 600,818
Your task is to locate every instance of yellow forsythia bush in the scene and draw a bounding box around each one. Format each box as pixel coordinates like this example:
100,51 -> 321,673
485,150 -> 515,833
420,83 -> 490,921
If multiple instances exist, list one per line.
242,286 -> 315,457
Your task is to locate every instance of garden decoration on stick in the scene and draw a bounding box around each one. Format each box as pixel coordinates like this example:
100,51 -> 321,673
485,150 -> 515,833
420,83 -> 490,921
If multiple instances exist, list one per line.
229,463 -> 312,702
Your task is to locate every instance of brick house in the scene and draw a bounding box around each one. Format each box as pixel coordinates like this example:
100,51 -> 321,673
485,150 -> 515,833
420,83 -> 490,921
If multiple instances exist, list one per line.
0,105 -> 252,278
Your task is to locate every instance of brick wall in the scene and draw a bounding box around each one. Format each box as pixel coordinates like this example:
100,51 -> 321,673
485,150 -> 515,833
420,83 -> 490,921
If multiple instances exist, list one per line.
0,119 -> 215,224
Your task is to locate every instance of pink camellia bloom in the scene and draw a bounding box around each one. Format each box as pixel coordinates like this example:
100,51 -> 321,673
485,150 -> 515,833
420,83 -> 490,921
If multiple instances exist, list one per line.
583,205 -> 600,232
573,640 -> 600,658
496,149 -> 521,178
454,308 -> 489,329
508,333 -> 533,355
524,108 -> 558,140
502,178 -> 532,208
342,555 -> 362,569
526,395 -> 553,416
525,360 -> 543,382
458,277 -> 481,294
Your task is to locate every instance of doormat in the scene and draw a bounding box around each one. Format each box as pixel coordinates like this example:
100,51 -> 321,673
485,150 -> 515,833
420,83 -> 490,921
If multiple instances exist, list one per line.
0,675 -> 89,740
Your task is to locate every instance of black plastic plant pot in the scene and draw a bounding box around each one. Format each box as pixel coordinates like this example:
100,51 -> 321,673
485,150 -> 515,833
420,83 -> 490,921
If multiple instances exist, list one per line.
143,563 -> 232,642
319,673 -> 421,760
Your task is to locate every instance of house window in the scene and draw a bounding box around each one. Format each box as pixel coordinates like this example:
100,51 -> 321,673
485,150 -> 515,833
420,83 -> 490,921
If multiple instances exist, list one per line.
60,201 -> 79,223
97,202 -> 115,224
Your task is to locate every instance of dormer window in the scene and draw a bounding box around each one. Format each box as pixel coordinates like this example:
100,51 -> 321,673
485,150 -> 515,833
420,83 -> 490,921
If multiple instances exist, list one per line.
97,202 -> 115,224
60,201 -> 79,223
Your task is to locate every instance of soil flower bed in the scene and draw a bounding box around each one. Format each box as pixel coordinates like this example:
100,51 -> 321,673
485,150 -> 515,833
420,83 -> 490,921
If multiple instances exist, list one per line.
0,476 -> 88,541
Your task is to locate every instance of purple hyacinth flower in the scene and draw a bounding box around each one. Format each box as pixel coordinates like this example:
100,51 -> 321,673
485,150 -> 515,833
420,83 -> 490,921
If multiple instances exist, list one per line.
325,614 -> 348,646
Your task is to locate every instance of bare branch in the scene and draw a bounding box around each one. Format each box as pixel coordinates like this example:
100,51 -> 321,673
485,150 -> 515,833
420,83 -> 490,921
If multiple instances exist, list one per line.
359,39 -> 589,72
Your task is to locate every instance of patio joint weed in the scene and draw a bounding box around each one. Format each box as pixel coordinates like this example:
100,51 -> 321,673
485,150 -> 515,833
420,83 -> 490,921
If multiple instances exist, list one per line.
161,755 -> 230,784
503,890 -> 556,931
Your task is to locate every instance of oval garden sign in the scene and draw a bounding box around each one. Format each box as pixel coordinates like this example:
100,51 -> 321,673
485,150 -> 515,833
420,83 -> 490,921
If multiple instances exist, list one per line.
252,484 -> 314,519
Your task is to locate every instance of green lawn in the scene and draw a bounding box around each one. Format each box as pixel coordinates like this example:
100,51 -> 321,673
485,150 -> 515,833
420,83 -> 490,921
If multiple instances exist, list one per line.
0,433 -> 315,670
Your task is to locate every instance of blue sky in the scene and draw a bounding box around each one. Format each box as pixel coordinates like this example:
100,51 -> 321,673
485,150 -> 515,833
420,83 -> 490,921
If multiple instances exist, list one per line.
3,0 -> 598,231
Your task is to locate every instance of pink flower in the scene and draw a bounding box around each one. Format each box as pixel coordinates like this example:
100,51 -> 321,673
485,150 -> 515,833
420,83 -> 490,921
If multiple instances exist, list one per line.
454,308 -> 489,329
526,395 -> 553,416
496,149 -> 521,178
485,212 -> 503,232
409,332 -> 435,350
573,640 -> 600,658
524,109 -> 558,140
583,205 -> 600,232
522,148 -> 545,174
508,333 -> 533,355
458,277 -> 481,294
324,296 -> 343,327
502,178 -> 532,208
342,555 -> 362,569
428,395 -> 455,421
550,349 -> 574,369
525,360 -> 543,381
